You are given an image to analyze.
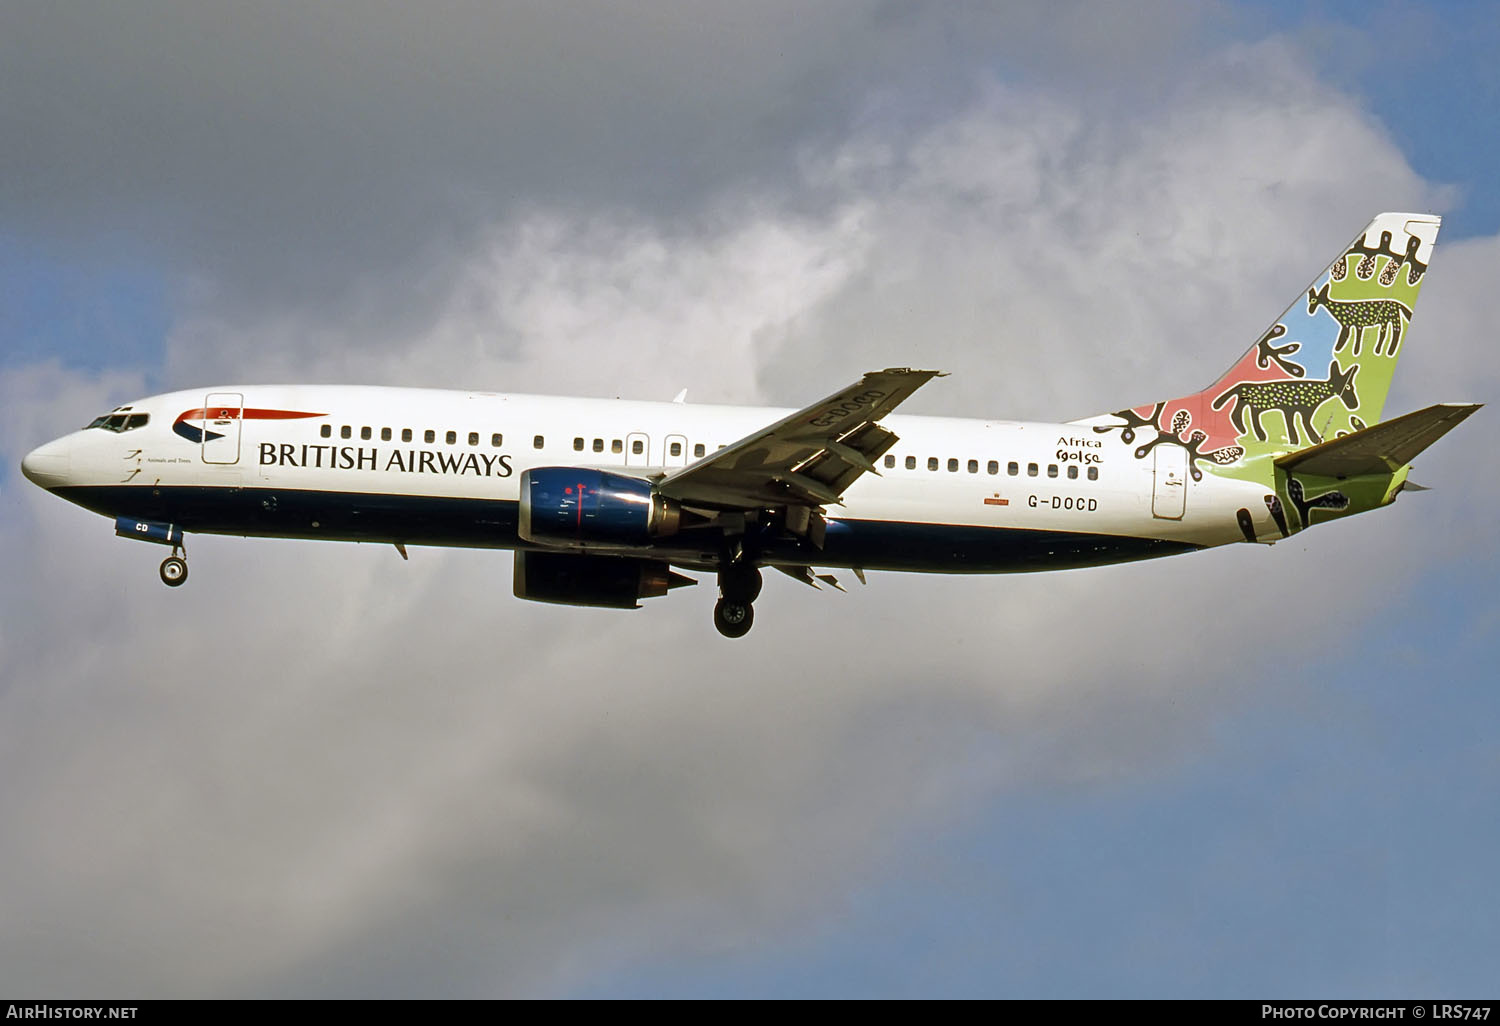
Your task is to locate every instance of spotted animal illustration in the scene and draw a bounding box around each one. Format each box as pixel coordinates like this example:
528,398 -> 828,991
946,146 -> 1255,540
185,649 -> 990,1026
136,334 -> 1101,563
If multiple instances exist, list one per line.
1306,283 -> 1413,356
1211,361 -> 1360,446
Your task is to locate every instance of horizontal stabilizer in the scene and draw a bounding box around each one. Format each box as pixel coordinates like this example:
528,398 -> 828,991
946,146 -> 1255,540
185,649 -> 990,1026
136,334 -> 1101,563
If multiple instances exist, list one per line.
1275,403 -> 1482,477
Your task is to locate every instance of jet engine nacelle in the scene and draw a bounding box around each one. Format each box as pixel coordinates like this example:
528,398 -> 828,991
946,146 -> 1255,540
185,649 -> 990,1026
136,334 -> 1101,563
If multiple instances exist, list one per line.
513,550 -> 693,609
519,467 -> 681,547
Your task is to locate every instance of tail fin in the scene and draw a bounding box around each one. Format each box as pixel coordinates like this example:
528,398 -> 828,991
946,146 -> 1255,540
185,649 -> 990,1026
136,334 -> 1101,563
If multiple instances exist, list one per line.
1079,212 -> 1441,471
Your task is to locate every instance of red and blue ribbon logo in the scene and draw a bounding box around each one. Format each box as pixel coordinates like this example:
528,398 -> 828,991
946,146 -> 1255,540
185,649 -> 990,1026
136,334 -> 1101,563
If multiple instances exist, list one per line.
173,407 -> 326,444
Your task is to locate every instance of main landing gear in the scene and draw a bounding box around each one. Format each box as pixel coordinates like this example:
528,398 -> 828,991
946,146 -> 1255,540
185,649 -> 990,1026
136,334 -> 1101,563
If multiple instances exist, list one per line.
713,564 -> 762,639
159,546 -> 188,588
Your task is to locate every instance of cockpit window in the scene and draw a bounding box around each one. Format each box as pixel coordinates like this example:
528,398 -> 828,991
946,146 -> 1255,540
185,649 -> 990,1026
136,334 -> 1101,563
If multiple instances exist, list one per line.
85,410 -> 150,432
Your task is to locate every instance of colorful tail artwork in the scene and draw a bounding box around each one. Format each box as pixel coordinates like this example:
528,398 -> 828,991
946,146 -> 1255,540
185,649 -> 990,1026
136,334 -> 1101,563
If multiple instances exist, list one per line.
1080,212 -> 1469,537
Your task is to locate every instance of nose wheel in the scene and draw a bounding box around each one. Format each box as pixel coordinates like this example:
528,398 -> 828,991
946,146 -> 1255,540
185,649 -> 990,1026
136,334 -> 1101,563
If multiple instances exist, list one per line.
713,564 -> 761,638
159,547 -> 188,587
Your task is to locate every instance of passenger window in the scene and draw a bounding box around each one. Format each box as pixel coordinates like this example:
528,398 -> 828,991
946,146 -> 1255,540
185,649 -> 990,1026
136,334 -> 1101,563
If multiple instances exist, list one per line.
1008,461 -> 1018,476
424,430 -> 435,444
928,457 -> 938,471
593,438 -> 604,453
361,426 -> 372,441
491,433 -> 503,447
446,431 -> 457,445
402,429 -> 413,443
967,459 -> 978,474
574,437 -> 585,451
1067,465 -> 1078,479
884,455 -> 895,469
381,427 -> 392,442
321,424 -> 332,438
1028,463 -> 1038,477
612,439 -> 623,454
1087,466 -> 1098,481
341,425 -> 352,440
947,458 -> 958,472
1047,464 -> 1058,478
467,432 -> 478,446
905,456 -> 916,470
534,435 -> 544,449
670,441 -> 683,457
694,443 -> 706,457
632,439 -> 644,455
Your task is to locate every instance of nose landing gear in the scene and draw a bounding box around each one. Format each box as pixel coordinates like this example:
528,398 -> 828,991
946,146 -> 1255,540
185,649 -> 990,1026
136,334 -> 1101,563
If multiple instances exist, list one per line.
713,564 -> 761,638
159,546 -> 188,587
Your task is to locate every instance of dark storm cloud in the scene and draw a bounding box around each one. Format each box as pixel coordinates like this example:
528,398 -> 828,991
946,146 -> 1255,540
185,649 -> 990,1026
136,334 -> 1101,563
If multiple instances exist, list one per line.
1,1 -> 1216,315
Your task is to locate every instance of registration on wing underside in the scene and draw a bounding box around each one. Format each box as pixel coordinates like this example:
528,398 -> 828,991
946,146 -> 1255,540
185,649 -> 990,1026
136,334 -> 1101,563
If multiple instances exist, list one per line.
655,368 -> 943,510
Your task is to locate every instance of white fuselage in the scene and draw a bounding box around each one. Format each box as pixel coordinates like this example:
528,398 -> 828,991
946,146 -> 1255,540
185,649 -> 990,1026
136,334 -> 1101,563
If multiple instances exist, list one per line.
25,384 -> 1273,573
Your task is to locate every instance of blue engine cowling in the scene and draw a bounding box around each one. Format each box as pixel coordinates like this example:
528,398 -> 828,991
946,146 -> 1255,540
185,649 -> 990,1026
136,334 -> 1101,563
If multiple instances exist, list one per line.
519,468 -> 681,547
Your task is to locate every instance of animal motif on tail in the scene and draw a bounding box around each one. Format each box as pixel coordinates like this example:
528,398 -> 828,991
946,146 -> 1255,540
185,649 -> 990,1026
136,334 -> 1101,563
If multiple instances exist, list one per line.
1211,361 -> 1360,446
1306,283 -> 1413,357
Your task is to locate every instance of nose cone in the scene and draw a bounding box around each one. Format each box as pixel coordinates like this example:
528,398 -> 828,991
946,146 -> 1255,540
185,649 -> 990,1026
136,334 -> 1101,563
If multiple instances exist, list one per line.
21,438 -> 72,490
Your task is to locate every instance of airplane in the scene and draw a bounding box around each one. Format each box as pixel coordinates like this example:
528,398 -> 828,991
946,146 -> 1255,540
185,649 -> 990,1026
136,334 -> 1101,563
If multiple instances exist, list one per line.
20,212 -> 1480,637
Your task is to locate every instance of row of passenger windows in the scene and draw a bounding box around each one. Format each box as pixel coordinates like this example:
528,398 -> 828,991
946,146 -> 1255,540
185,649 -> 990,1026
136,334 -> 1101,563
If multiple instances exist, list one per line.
571,437 -> 709,458
882,453 -> 1099,481
322,424 -> 545,449
314,422 -> 1091,480
319,423 -> 718,459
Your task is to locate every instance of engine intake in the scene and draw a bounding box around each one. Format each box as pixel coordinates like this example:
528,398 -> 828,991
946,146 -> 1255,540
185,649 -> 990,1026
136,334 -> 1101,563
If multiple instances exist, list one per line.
519,468 -> 681,547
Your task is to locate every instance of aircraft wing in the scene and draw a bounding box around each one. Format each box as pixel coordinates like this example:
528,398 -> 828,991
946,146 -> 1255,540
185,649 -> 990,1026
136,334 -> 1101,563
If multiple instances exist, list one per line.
656,367 -> 943,510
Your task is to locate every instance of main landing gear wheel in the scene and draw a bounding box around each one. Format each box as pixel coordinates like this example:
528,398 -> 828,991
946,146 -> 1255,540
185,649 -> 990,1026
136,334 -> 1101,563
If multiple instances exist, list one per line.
714,598 -> 754,639
714,564 -> 761,637
159,554 -> 188,587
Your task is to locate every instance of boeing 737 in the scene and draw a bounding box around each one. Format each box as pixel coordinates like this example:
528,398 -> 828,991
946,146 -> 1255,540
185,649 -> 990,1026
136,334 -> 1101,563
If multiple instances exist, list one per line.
20,212 -> 1480,636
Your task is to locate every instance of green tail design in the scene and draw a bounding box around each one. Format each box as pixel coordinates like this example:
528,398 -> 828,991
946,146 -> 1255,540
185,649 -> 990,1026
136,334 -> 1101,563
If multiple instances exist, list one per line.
1080,212 -> 1475,537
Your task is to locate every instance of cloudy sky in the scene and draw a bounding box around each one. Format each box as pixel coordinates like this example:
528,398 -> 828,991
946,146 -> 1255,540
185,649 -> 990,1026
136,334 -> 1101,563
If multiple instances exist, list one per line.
2,1 -> 1497,998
